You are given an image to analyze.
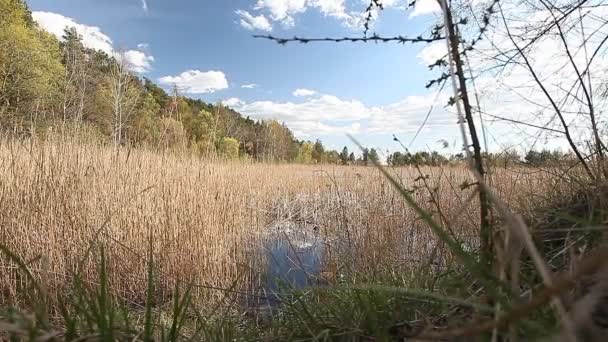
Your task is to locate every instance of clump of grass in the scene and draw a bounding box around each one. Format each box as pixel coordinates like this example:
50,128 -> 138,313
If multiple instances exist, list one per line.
0,239 -> 261,341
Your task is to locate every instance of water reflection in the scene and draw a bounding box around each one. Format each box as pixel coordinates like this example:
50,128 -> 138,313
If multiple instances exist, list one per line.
263,226 -> 325,303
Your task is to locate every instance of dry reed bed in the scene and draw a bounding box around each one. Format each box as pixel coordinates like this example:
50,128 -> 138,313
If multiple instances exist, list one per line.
0,137 -> 559,308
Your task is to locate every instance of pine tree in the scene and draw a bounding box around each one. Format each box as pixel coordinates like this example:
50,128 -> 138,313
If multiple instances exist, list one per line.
368,148 -> 379,164
340,146 -> 349,165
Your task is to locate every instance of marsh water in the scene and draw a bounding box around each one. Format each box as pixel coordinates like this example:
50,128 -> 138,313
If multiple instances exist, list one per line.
260,223 -> 326,305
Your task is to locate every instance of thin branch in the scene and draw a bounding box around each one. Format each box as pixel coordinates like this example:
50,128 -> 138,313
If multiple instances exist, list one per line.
480,111 -> 566,134
408,79 -> 448,149
540,0 -> 606,177
498,2 -> 595,180
497,0 -> 590,68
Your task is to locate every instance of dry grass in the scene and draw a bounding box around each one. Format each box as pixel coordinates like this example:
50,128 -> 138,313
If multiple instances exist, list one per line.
0,136 -> 566,310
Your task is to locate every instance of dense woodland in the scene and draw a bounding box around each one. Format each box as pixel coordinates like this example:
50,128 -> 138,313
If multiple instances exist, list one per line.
386,149 -> 579,167
0,0 -> 351,162
0,0 -> 577,167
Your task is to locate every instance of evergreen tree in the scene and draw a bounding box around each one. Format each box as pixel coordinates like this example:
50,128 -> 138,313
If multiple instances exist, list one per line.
311,139 -> 325,163
340,146 -> 349,165
348,152 -> 356,163
368,148 -> 379,164
361,148 -> 369,165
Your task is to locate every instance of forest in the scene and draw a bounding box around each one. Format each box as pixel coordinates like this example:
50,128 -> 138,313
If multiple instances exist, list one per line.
0,0 -> 347,163
0,0 -> 569,167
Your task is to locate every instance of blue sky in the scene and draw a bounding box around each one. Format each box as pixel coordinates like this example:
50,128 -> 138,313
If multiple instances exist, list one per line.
27,0 -> 584,156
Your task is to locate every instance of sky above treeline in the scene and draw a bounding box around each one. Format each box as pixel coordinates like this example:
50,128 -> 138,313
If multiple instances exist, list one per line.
26,0 -> 597,156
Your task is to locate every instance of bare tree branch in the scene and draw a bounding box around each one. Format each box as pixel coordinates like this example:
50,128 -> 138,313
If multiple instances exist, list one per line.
497,1 -> 595,179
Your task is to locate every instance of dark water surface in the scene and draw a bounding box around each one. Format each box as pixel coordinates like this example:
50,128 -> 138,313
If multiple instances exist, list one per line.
262,226 -> 325,304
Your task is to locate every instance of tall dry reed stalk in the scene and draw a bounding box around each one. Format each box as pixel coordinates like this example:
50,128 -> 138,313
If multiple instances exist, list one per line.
0,135 -> 562,309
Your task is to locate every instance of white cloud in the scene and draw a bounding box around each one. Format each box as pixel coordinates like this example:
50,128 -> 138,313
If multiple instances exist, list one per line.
309,0 -> 365,29
33,11 -> 114,54
140,0 -> 149,13
254,0 -> 307,27
293,88 -> 317,97
378,0 -> 401,6
310,0 -> 345,17
158,70 -> 229,94
221,90 -> 543,152
222,91 -> 458,139
229,94 -> 370,123
240,0 -> 404,31
241,83 -> 259,89
417,42 -> 446,66
409,0 -> 440,18
223,97 -> 245,107
236,10 -> 273,31
137,43 -> 149,50
118,50 -> 155,73
32,11 -> 154,73
367,93 -> 454,134
290,121 -> 361,137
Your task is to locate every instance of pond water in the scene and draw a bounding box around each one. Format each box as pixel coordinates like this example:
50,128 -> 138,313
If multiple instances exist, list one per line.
261,224 -> 325,305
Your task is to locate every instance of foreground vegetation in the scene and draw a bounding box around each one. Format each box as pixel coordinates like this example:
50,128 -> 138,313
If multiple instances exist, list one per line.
3,0 -> 608,340
1,135 -> 604,340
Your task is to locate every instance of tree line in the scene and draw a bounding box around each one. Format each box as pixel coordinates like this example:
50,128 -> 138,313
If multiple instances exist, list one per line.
386,149 -> 580,167
0,0 -> 344,163
0,0 -> 586,169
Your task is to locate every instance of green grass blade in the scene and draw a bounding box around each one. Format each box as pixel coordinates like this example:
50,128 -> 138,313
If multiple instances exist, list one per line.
350,284 -> 494,313
349,136 -> 505,302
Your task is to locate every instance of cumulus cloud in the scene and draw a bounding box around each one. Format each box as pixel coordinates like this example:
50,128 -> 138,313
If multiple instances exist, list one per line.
254,0 -> 307,28
228,94 -> 370,122
239,0 -> 404,31
221,91 -> 460,139
290,121 -> 362,137
241,83 -> 259,89
223,98 -> 245,108
417,42 -> 446,66
307,0 -> 369,28
158,70 -> 229,94
118,50 -> 155,73
220,91 -> 536,152
33,11 -> 114,54
236,10 -> 273,31
226,2 -> 608,152
367,93 -> 454,134
292,88 -> 317,97
32,11 -> 154,73
408,0 -> 440,18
